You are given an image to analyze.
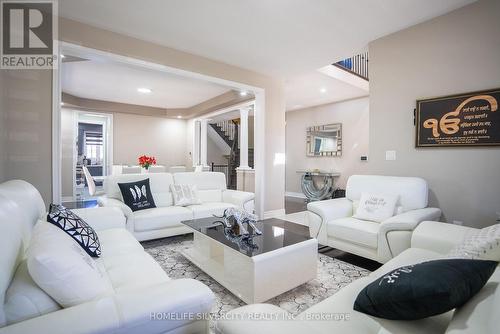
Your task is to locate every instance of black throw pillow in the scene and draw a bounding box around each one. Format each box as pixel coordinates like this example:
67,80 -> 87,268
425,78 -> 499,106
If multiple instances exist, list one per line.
118,178 -> 156,212
47,204 -> 101,257
354,259 -> 497,320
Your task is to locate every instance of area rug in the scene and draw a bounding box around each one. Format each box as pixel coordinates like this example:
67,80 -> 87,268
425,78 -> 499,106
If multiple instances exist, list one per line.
142,234 -> 370,319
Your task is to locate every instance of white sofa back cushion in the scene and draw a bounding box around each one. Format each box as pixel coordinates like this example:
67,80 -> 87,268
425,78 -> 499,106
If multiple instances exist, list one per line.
174,172 -> 226,203
346,175 -> 429,212
104,173 -> 174,207
0,194 -> 26,327
4,261 -> 60,325
27,222 -> 110,308
0,180 -> 46,250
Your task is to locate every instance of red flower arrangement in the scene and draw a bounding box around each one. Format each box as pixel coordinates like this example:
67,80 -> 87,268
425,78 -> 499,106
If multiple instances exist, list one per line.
138,155 -> 157,170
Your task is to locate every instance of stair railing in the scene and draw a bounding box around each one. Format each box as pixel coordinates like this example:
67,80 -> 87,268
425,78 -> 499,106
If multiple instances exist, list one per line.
334,52 -> 369,80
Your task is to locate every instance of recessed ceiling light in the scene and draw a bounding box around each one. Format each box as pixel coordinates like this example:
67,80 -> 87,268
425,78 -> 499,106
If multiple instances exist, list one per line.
60,102 -> 65,106
239,91 -> 248,96
60,54 -> 65,59
137,87 -> 152,94
177,115 -> 182,119
320,88 -> 327,93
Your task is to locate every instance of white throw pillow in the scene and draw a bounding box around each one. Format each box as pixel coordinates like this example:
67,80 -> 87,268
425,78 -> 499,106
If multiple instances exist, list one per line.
353,192 -> 399,223
447,224 -> 500,261
170,184 -> 201,206
27,222 -> 109,308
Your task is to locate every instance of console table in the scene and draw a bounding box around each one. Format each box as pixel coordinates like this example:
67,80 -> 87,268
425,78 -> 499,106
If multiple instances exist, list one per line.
296,170 -> 340,201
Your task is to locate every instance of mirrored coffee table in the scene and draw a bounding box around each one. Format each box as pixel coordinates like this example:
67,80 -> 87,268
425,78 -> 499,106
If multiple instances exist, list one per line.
181,217 -> 318,304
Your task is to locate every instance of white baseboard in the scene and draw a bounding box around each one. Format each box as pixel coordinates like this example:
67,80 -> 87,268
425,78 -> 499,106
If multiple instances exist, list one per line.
262,209 -> 286,220
285,191 -> 307,199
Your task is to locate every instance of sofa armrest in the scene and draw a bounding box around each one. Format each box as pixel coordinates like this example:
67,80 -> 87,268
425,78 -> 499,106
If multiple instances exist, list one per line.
380,207 -> 442,235
222,190 -> 255,212
71,207 -> 126,231
0,279 -> 214,334
307,198 -> 353,244
411,221 -> 477,255
98,196 -> 133,218
377,207 -> 442,262
216,304 -> 315,334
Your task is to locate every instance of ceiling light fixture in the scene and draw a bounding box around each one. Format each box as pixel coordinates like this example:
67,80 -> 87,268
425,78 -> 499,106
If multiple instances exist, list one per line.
320,88 -> 327,93
239,91 -> 248,96
60,54 -> 66,59
137,87 -> 152,94
177,115 -> 182,119
60,102 -> 65,106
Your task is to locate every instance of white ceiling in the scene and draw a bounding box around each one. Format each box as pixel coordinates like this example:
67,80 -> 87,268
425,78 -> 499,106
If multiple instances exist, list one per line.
59,0 -> 475,77
61,60 -> 231,108
285,70 -> 368,111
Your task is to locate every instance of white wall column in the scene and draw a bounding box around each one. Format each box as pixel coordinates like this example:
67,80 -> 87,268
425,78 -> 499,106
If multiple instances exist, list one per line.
238,107 -> 250,169
192,120 -> 201,166
200,119 -> 209,167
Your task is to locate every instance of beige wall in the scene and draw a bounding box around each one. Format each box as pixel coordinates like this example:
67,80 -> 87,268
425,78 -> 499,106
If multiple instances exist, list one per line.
113,113 -> 187,166
367,0 -> 500,227
0,70 -> 53,205
60,18 -> 286,214
285,97 -> 369,194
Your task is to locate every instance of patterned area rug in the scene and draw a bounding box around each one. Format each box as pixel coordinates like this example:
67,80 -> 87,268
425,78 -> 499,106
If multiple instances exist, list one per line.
143,234 -> 370,318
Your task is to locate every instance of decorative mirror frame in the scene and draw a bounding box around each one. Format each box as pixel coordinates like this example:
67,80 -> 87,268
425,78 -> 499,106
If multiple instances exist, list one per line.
306,123 -> 342,157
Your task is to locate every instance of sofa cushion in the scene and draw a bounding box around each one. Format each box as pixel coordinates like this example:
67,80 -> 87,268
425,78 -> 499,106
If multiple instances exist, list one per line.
4,260 -> 60,326
198,189 -> 223,203
97,228 -> 144,256
170,184 -> 201,206
99,253 -> 169,293
27,222 -> 110,308
353,192 -> 399,223
104,173 -> 174,207
328,217 -> 379,249
447,224 -> 500,261
445,267 -> 500,334
133,206 -> 193,232
300,273 -> 453,334
354,259 -> 497,320
346,175 -> 429,212
47,204 -> 101,257
173,172 -> 227,191
187,202 -> 237,219
118,178 -> 156,212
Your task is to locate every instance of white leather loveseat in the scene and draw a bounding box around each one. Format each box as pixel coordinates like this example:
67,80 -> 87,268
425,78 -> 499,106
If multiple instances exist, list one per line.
0,180 -> 214,334
99,172 -> 254,241
216,221 -> 500,334
307,175 -> 441,263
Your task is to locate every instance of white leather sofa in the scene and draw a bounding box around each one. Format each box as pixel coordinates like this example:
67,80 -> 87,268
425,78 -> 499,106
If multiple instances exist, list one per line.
307,175 -> 441,263
0,180 -> 215,334
98,172 -> 255,241
216,221 -> 499,334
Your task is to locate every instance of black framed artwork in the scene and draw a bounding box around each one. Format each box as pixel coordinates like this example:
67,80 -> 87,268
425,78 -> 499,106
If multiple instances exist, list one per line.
416,88 -> 500,147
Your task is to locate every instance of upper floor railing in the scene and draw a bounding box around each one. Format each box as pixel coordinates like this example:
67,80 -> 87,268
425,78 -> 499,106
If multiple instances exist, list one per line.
333,52 -> 369,80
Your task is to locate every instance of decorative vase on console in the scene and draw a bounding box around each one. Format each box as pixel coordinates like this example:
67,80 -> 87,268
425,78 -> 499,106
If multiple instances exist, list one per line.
138,155 -> 156,173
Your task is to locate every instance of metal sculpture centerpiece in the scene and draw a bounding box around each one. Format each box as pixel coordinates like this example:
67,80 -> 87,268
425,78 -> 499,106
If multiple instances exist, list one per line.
214,208 -> 262,250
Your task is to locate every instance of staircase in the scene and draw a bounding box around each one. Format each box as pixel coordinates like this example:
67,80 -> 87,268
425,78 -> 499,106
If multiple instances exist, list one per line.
209,120 -> 254,189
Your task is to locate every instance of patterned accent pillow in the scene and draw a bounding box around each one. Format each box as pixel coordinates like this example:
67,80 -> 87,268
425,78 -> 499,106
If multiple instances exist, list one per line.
353,192 -> 399,223
170,184 -> 201,206
118,178 -> 156,212
447,224 -> 500,261
47,204 -> 101,257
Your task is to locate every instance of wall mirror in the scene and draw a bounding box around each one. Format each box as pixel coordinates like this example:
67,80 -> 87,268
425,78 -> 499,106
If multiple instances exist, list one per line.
306,123 -> 342,157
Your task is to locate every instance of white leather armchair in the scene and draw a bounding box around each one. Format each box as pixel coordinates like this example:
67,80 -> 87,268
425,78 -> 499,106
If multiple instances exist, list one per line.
307,175 -> 441,263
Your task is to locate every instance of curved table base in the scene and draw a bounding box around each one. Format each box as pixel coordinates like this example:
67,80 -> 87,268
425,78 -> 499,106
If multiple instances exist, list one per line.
300,173 -> 335,201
